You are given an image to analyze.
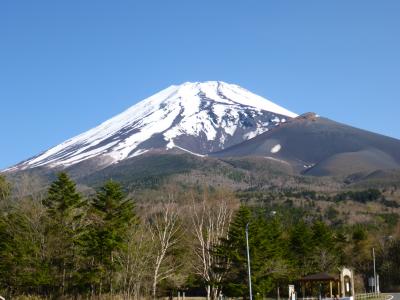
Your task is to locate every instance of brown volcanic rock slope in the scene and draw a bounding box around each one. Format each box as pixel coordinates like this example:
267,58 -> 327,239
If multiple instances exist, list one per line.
210,113 -> 400,176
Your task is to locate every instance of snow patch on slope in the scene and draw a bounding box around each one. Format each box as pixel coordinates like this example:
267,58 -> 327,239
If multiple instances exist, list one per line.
271,144 -> 282,153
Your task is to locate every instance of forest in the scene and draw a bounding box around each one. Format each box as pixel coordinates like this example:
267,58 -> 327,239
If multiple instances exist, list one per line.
0,173 -> 399,300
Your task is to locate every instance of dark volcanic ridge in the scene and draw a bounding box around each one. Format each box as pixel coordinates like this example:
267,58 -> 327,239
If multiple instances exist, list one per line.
211,113 -> 400,177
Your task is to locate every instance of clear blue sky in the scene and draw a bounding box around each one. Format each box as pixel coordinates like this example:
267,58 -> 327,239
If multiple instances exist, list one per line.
1,0 -> 400,169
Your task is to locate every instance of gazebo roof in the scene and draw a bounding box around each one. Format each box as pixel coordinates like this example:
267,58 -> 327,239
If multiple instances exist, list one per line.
299,272 -> 339,282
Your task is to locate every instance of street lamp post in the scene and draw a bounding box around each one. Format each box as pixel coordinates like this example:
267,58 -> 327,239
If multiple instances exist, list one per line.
372,248 -> 377,293
245,223 -> 253,300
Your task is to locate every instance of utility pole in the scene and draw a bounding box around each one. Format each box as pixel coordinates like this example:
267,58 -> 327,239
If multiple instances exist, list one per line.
372,248 -> 377,293
245,223 -> 253,300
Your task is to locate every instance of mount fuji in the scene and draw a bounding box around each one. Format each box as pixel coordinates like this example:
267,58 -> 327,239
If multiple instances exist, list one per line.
7,81 -> 298,172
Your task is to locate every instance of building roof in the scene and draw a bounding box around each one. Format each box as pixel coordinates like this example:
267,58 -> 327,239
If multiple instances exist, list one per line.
299,273 -> 339,282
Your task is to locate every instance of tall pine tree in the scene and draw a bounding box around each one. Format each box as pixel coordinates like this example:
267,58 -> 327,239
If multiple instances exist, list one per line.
83,180 -> 137,295
217,206 -> 290,299
218,205 -> 251,297
44,172 -> 85,295
287,220 -> 314,277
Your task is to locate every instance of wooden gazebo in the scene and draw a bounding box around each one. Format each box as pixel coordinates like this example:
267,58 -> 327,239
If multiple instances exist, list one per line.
298,268 -> 355,300
299,272 -> 340,299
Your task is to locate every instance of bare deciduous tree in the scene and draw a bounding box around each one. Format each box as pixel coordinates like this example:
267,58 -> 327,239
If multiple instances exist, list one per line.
119,223 -> 154,300
191,197 -> 234,300
149,200 -> 182,299
12,173 -> 46,201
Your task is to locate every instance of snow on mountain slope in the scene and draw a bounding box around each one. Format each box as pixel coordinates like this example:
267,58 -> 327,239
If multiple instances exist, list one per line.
7,81 -> 297,171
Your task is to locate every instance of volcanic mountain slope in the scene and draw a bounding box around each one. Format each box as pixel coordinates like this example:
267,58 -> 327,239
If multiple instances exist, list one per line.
6,81 -> 297,172
6,81 -> 400,180
211,113 -> 400,176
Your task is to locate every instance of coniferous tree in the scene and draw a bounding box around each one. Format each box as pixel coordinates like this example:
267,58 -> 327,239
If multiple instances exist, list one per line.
251,212 -> 289,297
83,180 -> 137,295
44,172 -> 85,295
309,221 -> 339,273
383,239 -> 400,289
218,206 -> 289,298
288,221 -> 314,276
218,205 -> 251,297
0,195 -> 51,297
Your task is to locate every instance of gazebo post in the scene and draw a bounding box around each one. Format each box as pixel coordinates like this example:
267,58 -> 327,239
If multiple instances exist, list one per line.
302,283 -> 305,299
329,281 -> 333,298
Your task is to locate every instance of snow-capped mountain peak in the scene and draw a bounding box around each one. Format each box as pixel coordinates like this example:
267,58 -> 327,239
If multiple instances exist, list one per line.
7,81 -> 298,171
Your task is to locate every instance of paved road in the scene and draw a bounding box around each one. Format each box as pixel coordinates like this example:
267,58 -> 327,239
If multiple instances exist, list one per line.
385,293 -> 400,300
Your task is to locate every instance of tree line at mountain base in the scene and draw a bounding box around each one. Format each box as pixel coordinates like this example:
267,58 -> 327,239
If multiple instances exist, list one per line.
0,173 -> 400,299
